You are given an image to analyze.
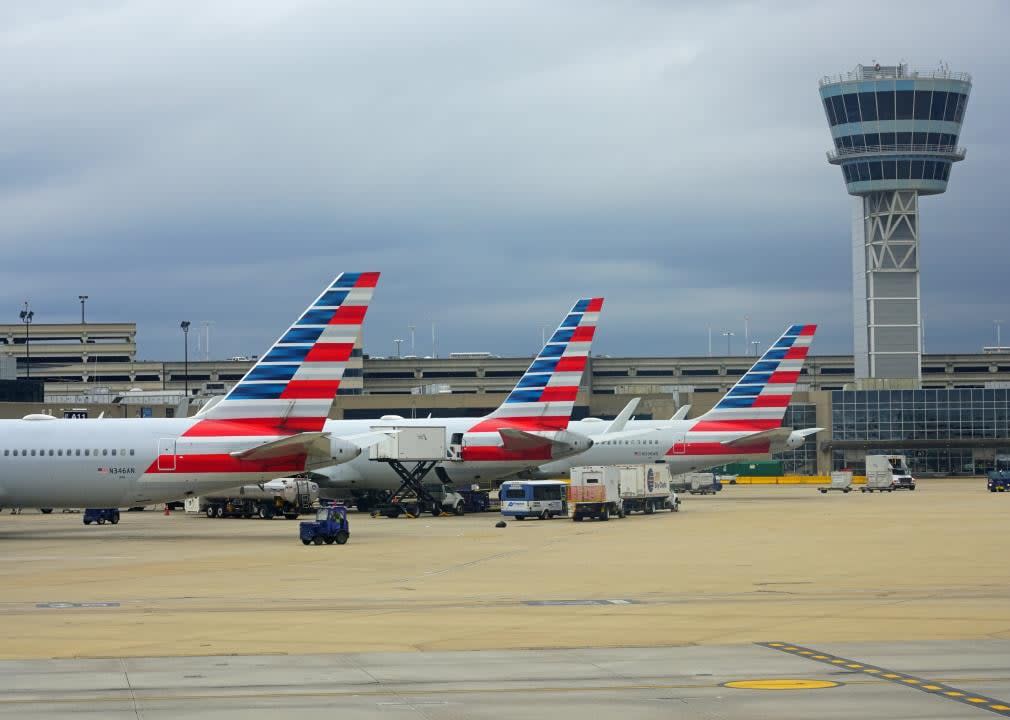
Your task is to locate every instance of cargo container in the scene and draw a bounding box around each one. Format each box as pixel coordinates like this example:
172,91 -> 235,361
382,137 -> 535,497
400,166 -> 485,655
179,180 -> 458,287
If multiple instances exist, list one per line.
368,426 -> 447,462
568,466 -> 623,521
616,464 -> 679,514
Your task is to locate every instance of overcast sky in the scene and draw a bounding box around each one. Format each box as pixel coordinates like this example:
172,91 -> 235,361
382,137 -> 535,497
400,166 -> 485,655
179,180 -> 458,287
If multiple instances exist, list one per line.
1,1 -> 1007,361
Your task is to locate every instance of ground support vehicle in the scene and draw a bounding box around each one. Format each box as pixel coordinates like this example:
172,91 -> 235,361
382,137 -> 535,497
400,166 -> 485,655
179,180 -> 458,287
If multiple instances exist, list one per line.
617,464 -> 679,514
861,455 -> 915,492
83,508 -> 120,525
987,454 -> 1010,492
375,482 -> 465,518
185,478 -> 319,519
299,506 -> 349,545
820,471 -> 854,494
569,466 -> 624,521
687,473 -> 723,495
499,480 -> 568,520
456,488 -> 491,513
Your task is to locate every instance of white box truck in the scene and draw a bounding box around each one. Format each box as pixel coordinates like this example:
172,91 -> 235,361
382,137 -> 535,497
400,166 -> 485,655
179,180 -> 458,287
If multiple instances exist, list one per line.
617,464 -> 679,514
568,466 -> 623,521
861,454 -> 916,493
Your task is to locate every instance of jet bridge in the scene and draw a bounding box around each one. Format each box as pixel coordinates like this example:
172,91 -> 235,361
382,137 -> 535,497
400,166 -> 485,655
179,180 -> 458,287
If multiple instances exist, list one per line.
368,426 -> 448,516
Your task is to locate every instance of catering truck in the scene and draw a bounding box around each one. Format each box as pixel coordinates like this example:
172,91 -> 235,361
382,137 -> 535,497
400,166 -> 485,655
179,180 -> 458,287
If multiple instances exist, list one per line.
568,466 -> 624,521
616,464 -> 680,514
862,455 -> 916,493
185,478 -> 319,519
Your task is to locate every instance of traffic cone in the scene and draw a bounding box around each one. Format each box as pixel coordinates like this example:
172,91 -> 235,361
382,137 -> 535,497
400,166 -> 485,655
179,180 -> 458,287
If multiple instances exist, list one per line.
164,504 -> 171,516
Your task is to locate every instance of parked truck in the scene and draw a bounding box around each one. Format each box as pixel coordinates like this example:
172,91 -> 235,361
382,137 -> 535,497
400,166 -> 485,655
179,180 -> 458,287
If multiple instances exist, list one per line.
987,454 -> 1010,492
862,455 -> 915,493
671,472 -> 722,495
185,478 -> 319,519
617,464 -> 679,514
569,466 -> 624,521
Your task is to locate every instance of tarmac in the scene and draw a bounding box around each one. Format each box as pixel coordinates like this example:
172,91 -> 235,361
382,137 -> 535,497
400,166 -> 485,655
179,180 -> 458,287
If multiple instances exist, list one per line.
2,480 -> 1009,717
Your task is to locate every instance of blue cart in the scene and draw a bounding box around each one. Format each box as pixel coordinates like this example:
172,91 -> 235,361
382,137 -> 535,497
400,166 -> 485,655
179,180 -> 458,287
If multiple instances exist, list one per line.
83,508 -> 120,525
299,506 -> 349,545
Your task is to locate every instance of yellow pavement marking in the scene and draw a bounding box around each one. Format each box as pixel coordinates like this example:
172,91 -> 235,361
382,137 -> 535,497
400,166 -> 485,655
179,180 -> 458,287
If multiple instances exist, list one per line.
882,673 -> 900,679
945,691 -> 964,697
968,698 -> 987,703
864,669 -> 881,674
724,679 -> 839,691
922,685 -> 942,690
992,705 -> 1010,711
812,655 -> 829,659
903,679 -> 920,684
846,664 -> 862,668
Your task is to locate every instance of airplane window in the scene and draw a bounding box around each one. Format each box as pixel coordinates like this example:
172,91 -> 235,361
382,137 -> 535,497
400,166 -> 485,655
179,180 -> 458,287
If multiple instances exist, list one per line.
57,450 -> 62,456
3,450 -> 7,456
49,450 -> 54,456
85,449 -> 90,456
102,449 -> 108,456
31,450 -> 36,456
22,449 -> 27,455
111,449 -> 117,456
120,449 -> 126,456
75,449 -> 81,456
130,449 -> 135,456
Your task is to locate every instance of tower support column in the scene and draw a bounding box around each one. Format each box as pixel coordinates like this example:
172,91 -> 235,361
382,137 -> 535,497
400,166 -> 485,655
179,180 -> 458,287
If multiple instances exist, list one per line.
855,190 -> 921,381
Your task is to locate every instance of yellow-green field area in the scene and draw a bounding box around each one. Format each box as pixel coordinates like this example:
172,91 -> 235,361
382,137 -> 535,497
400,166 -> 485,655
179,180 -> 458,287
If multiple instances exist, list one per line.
1,480 -> 1006,659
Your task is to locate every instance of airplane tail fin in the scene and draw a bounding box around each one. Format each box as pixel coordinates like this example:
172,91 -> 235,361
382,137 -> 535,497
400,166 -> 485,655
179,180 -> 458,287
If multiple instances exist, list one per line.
186,272 -> 380,436
692,324 -> 816,432
469,297 -> 603,433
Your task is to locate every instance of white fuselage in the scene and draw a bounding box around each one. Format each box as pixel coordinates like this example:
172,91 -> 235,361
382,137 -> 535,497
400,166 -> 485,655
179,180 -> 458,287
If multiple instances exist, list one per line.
315,415 -> 771,493
0,418 -> 312,508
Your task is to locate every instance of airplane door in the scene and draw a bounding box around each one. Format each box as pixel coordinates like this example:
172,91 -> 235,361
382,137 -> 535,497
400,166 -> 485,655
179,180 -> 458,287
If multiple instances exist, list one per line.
670,433 -> 687,455
157,439 -> 177,471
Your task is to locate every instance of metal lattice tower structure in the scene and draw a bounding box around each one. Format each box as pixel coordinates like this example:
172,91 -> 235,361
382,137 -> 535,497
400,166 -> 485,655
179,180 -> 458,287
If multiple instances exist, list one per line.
819,63 -> 971,381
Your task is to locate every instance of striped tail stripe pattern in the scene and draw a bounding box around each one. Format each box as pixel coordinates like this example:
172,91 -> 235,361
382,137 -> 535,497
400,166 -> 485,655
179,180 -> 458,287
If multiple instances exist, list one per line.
670,325 -> 816,457
468,297 -> 603,433
184,272 -> 380,437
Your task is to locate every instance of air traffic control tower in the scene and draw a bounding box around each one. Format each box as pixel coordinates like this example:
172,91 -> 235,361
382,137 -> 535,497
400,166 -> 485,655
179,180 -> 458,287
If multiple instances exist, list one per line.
819,63 -> 971,382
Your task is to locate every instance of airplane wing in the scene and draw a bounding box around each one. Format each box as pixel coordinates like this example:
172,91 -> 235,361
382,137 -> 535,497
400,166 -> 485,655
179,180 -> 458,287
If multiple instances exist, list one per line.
720,427 -> 823,448
343,429 -> 399,449
670,405 -> 691,421
604,398 -> 640,434
230,432 -> 331,461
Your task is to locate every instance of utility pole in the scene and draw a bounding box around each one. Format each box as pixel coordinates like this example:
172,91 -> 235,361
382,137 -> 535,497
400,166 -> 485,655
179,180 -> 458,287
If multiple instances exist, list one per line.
394,338 -> 403,358
19,301 -> 34,379
408,324 -> 416,354
78,295 -> 88,324
180,321 -> 191,400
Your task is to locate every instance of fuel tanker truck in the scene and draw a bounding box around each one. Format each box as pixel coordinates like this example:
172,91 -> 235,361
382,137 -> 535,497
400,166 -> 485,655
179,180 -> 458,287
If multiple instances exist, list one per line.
184,477 -> 319,519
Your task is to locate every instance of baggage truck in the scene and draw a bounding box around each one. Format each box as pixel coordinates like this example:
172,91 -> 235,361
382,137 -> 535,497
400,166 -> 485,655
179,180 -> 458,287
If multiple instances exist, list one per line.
617,464 -> 679,514
568,466 -> 624,521
185,478 -> 319,519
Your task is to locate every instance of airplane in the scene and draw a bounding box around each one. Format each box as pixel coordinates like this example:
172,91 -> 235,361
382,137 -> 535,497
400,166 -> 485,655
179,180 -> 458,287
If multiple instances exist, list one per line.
0,272 -> 381,510
530,324 -> 823,477
307,298 -> 605,505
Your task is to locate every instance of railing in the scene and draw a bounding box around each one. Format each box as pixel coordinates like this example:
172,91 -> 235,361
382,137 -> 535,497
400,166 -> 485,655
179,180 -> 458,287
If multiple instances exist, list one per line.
827,144 -> 967,162
820,67 -> 972,87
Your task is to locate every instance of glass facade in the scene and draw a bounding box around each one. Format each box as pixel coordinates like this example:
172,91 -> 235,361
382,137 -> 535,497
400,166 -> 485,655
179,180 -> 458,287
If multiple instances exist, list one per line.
842,159 -> 950,183
823,90 -> 968,126
773,404 -> 818,475
833,132 -> 958,151
830,390 -> 1010,476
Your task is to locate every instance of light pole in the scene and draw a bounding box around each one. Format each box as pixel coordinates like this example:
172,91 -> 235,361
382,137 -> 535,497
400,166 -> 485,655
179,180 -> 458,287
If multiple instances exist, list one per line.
750,340 -> 761,357
995,320 -> 1003,349
394,338 -> 403,358
408,324 -> 416,355
19,301 -> 34,379
180,321 -> 191,400
721,330 -> 735,356
78,295 -> 88,324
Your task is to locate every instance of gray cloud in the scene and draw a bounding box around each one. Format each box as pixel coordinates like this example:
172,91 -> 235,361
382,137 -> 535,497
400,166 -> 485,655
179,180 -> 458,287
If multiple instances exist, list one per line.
1,0 -> 1007,360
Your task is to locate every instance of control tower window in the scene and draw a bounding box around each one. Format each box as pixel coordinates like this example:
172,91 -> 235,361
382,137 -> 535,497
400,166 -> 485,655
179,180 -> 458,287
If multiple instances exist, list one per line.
868,161 -> 883,180
913,132 -> 928,145
823,98 -> 837,125
858,92 -> 877,121
930,91 -> 948,121
880,132 -> 896,146
882,160 -> 897,180
852,135 -> 865,149
943,93 -> 958,122
897,160 -> 910,178
913,90 -> 932,120
910,160 -> 924,179
955,94 -> 968,123
877,90 -> 895,120
843,93 -> 861,124
831,95 -> 846,124
895,90 -> 914,120
896,132 -> 911,146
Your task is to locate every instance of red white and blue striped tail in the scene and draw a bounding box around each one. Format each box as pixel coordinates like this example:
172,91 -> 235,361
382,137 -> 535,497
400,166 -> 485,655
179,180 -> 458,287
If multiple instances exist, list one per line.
693,324 -> 816,432
184,272 -> 380,437
469,297 -> 603,433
